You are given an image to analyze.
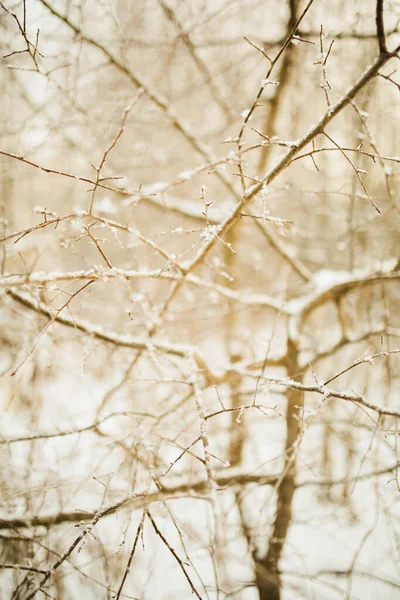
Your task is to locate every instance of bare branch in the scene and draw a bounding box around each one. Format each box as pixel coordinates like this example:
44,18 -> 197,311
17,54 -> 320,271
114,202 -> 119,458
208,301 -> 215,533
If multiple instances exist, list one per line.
376,0 -> 387,54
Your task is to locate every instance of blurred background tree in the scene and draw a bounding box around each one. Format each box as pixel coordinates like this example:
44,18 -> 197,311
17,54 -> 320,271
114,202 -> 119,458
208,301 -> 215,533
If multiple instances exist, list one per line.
1,0 -> 400,598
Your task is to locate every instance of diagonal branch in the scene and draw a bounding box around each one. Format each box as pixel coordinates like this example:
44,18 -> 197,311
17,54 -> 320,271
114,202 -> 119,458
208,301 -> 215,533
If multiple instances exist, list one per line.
38,0 -> 239,198
186,50 -> 398,273
8,289 -> 194,359
158,0 -> 235,121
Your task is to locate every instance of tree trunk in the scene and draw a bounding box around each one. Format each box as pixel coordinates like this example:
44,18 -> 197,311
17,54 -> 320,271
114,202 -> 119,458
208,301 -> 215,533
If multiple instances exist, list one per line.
256,344 -> 302,600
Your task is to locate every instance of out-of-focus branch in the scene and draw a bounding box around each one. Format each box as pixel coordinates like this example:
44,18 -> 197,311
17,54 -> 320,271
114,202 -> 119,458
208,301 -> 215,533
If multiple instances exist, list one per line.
38,0 -> 239,199
302,327 -> 394,368
2,267 -> 284,311
118,27 -> 400,49
229,370 -> 400,419
288,269 -> 400,344
0,471 -> 279,530
252,219 -> 312,282
244,0 -> 314,284
0,459 -> 397,532
256,0 -> 303,174
0,412 -> 155,445
157,0 -> 235,121
238,0 -> 316,156
298,461 -> 400,487
8,289 -> 194,358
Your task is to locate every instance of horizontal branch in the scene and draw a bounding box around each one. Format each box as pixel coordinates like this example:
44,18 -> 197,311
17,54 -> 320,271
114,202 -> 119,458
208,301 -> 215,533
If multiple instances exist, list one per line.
293,145 -> 400,164
2,266 -> 284,311
281,568 -> 400,591
301,327 -> 400,368
1,459 -> 397,530
0,150 -> 129,195
226,369 -> 400,418
0,471 -> 279,530
100,27 -> 400,49
8,289 -> 193,358
0,564 -> 47,575
298,461 -> 400,487
0,411 -> 155,445
1,139 -> 264,205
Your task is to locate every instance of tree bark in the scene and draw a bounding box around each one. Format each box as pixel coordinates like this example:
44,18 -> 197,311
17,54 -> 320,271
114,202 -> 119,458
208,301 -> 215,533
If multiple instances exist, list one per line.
256,343 -> 302,600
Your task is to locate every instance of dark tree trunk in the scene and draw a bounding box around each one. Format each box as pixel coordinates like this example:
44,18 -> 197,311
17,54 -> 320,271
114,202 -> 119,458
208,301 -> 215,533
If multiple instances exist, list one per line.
255,341 -> 302,600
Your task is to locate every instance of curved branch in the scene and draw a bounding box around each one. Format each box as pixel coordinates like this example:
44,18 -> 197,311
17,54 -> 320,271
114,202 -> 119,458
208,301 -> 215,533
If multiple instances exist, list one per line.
8,289 -> 193,358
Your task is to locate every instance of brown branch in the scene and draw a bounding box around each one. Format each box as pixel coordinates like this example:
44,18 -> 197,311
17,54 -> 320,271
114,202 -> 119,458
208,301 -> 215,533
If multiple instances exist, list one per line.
0,457 -> 397,534
256,339 -> 302,600
248,374 -> 400,419
0,471 -> 279,530
186,50 -> 398,274
238,0 -> 316,151
89,90 -> 144,213
24,492 -> 142,600
304,327 -> 391,368
252,218 -> 312,282
0,151 -> 128,195
11,280 -> 94,376
1,266 -> 283,311
146,510 -> 203,600
323,348 -> 400,386
323,132 -> 380,213
8,289 -> 193,359
256,0 -> 302,173
379,71 -> 400,91
376,0 -> 387,54
37,0 -> 240,201
0,564 -> 47,575
289,270 -> 400,344
293,145 -> 400,164
0,412 -> 155,445
115,512 -> 146,600
158,0 -> 235,121
297,461 -> 400,487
